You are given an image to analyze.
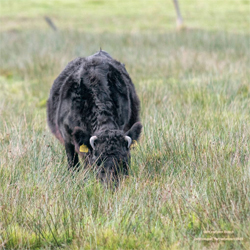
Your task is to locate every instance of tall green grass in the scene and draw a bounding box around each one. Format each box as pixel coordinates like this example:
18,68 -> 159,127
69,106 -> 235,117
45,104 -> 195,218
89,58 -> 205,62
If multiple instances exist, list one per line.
1,0 -> 249,33
0,0 -> 250,249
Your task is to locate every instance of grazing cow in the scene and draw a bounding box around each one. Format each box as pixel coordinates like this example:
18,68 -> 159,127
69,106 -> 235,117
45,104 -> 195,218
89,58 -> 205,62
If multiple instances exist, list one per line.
47,50 -> 142,181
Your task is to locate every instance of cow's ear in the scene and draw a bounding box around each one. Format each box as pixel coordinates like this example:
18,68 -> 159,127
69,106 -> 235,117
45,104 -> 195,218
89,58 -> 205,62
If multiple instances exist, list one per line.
73,127 -> 91,151
125,122 -> 142,142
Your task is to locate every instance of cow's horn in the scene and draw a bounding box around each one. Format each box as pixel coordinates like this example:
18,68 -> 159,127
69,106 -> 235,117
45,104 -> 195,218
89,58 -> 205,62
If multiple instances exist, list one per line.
125,136 -> 132,148
90,136 -> 97,149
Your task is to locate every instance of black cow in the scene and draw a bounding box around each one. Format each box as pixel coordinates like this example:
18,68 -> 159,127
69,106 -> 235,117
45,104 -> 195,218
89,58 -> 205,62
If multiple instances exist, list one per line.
47,50 -> 142,181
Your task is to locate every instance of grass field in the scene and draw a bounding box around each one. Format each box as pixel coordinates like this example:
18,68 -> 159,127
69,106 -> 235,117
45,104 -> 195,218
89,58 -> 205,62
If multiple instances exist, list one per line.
0,0 -> 250,249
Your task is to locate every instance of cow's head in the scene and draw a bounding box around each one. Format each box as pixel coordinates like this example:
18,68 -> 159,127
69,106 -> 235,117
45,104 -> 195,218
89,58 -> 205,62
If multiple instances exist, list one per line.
73,122 -> 142,181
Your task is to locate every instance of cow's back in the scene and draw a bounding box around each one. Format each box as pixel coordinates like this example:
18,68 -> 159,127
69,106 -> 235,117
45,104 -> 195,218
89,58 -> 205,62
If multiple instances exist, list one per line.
47,51 -> 140,144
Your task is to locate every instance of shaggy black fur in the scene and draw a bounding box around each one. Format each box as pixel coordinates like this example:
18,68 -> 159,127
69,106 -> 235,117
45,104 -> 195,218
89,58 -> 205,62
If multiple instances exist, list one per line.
47,50 -> 142,180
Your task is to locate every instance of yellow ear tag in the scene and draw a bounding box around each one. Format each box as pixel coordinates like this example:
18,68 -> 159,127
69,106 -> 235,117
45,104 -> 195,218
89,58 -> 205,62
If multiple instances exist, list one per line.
131,140 -> 138,148
80,144 -> 89,153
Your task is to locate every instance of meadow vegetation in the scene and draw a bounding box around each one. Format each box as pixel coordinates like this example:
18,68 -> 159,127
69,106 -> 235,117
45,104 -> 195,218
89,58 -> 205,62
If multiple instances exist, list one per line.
0,0 -> 249,249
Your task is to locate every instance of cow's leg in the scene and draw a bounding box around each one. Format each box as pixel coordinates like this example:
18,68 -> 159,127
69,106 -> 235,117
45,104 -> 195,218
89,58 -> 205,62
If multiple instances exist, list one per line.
65,142 -> 79,170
